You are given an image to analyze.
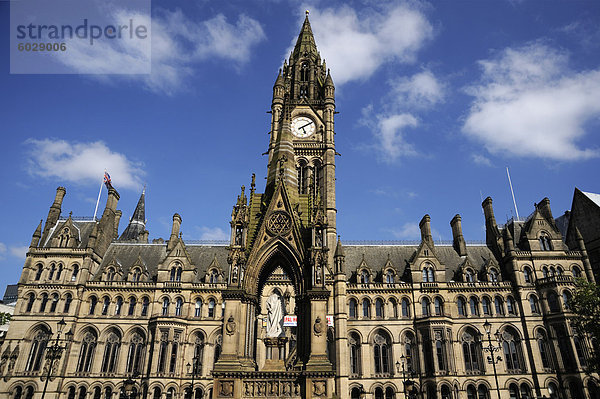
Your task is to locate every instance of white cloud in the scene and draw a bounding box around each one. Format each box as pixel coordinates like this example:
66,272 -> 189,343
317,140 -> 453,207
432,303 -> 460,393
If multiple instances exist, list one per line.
0,243 -> 6,261
197,226 -> 228,241
390,70 -> 445,109
10,246 -> 29,259
463,43 -> 600,161
471,153 -> 492,167
361,110 -> 419,163
296,3 -> 433,85
25,138 -> 144,189
57,9 -> 265,95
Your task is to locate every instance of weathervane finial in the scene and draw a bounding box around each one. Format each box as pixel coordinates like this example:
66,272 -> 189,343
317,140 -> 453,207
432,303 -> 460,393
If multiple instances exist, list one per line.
305,10 -> 309,17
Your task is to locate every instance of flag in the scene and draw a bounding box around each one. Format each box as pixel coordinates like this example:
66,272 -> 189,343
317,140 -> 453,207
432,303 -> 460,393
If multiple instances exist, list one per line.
104,171 -> 112,189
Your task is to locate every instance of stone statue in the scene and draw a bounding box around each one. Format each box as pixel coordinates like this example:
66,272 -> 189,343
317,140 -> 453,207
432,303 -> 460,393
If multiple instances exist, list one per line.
266,292 -> 283,337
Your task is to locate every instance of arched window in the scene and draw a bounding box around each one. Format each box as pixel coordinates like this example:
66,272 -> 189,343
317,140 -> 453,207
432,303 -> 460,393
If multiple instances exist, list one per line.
208,299 -> 216,318
469,297 -> 479,316
403,333 -> 418,373
386,270 -> 394,284
214,335 -> 222,365
529,296 -> 540,314
300,62 -> 309,81
548,383 -> 558,399
373,331 -> 391,374
556,266 -> 563,276
106,267 -> 115,281
162,298 -> 170,316
351,387 -> 361,399
509,384 -> 519,399
24,387 -> 34,399
39,293 -> 49,312
166,388 -> 176,399
423,266 -> 435,282
462,329 -> 483,372
56,264 -> 63,280
157,331 -> 168,373
49,293 -> 59,312
128,297 -> 136,316
441,385 -> 451,399
93,387 -> 101,399
478,385 -> 490,399
152,388 -> 162,399
385,387 -> 395,399
539,232 -> 552,251
401,298 -> 410,317
361,270 -> 370,284
436,338 -> 446,371
434,297 -> 443,316
489,268 -> 498,282
89,296 -> 98,315
126,331 -> 145,374
77,330 -> 97,373
195,299 -> 202,317
349,332 -> 361,376
523,266 -> 532,283
210,269 -> 218,284
550,266 -> 556,276
542,266 -> 549,278
547,292 -> 560,312
101,331 -> 121,373
494,296 -> 505,315
175,298 -> 183,316
572,266 -> 582,278
573,336 -> 586,367
170,267 -> 176,282
375,387 -> 384,399
34,264 -> 43,280
71,264 -> 79,281
12,386 -> 23,399
421,297 -> 430,317
132,268 -> 141,282
375,299 -> 384,318
25,328 -> 49,371
537,332 -> 551,369
562,291 -> 572,310
502,329 -> 523,372
25,293 -> 35,312
48,264 -> 56,280
193,333 -> 204,375
465,269 -> 474,282
467,386 -> 477,399
115,297 -> 123,316
482,297 -> 491,315
348,299 -> 357,319
64,293 -> 73,313
362,299 -> 370,318
457,297 -> 466,316
101,296 -> 110,315
176,267 -> 183,282
506,296 -> 516,315
141,297 -> 149,316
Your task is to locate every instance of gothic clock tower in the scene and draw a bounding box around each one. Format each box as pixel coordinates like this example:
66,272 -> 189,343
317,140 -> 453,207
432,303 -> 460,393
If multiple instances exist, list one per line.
212,11 -> 339,399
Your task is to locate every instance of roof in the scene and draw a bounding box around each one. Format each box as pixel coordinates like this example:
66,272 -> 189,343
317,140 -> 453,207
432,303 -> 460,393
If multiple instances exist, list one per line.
292,13 -> 319,60
582,190 -> 600,207
42,218 -> 97,249
119,189 -> 147,242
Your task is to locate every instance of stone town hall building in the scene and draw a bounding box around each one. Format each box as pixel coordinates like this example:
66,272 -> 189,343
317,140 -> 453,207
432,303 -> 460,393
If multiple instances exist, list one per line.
1,14 -> 599,399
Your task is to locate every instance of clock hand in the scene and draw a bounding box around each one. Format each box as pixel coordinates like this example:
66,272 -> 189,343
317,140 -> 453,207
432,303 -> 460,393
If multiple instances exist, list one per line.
299,122 -> 313,129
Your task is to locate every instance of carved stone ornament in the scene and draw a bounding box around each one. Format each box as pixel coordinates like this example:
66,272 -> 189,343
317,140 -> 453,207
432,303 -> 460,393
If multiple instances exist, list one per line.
266,211 -> 292,236
313,316 -> 324,336
220,380 -> 234,397
313,380 -> 326,396
225,316 -> 237,336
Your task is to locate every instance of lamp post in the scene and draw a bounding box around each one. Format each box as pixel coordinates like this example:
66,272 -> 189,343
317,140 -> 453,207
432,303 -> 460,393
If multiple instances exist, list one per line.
396,355 -> 415,399
483,320 -> 503,399
186,355 -> 200,399
41,318 -> 71,399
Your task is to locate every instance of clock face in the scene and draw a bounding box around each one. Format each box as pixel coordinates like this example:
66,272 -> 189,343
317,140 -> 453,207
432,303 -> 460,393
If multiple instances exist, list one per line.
291,116 -> 315,138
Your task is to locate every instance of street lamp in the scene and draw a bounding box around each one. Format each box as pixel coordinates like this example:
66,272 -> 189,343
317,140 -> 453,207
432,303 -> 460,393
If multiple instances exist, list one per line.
186,355 -> 200,399
397,355 -> 415,399
40,318 -> 71,399
483,320 -> 503,399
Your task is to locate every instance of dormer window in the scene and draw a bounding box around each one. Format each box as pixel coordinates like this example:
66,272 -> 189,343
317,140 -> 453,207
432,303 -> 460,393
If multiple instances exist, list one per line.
132,268 -> 141,282
422,264 -> 435,282
465,269 -> 474,283
489,268 -> 498,282
360,270 -> 370,284
210,269 -> 219,284
59,228 -> 70,248
107,267 -> 115,282
385,270 -> 394,284
539,232 -> 552,251
170,264 -> 182,282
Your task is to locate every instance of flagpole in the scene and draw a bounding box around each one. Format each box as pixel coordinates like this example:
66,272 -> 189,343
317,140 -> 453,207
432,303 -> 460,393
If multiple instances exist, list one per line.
93,171 -> 104,220
506,167 -> 520,220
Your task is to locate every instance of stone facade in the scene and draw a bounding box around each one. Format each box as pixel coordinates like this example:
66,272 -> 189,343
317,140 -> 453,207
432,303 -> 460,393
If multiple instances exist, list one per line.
1,13 -> 600,399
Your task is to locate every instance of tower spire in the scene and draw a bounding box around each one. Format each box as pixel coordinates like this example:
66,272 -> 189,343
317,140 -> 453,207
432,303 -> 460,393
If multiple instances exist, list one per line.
292,10 -> 318,60
119,188 -> 147,242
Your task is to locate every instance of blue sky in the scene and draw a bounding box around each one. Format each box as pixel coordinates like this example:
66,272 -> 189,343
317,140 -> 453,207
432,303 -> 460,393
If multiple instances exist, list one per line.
1,0 -> 599,290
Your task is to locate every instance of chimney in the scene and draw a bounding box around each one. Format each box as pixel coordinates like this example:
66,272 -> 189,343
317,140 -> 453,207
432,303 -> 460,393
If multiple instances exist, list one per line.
482,197 -> 496,227
42,187 -> 66,240
168,213 -> 182,251
114,210 -> 122,239
419,214 -> 433,245
141,230 -> 149,243
450,214 -> 467,256
537,197 -> 553,221
104,187 -> 120,214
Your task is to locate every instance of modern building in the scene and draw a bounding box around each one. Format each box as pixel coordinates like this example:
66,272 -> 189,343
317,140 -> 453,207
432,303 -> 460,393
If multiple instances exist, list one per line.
1,13 -> 599,399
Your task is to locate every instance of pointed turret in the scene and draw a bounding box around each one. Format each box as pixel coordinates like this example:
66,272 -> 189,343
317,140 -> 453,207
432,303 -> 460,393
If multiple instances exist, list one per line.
119,188 -> 148,242
30,220 -> 42,248
292,11 -> 318,60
